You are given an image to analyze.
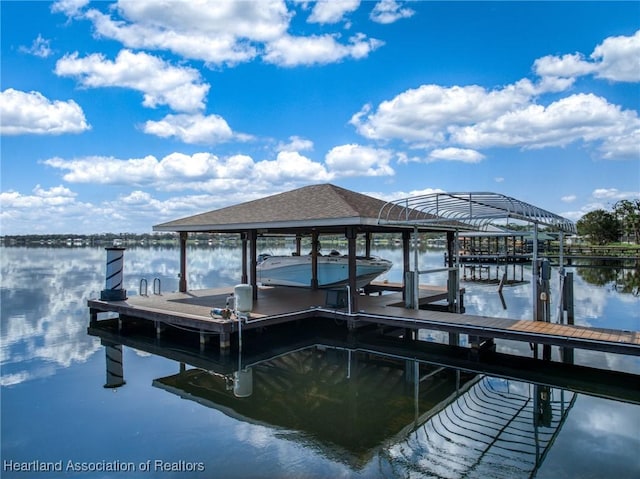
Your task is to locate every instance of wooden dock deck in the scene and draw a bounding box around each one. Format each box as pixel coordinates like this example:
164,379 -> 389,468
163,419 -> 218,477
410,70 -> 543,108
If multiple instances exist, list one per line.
88,284 -> 640,357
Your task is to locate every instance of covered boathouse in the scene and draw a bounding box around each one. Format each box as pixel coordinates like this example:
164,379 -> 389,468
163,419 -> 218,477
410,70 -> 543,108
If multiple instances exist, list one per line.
153,183 -> 452,312
152,183 -> 576,312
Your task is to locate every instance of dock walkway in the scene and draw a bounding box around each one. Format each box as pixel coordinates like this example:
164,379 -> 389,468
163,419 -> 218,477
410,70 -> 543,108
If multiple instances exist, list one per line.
88,284 -> 640,358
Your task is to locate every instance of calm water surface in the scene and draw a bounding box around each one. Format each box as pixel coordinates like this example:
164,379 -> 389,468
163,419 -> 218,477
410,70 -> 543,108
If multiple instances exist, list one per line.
1,246 -> 639,478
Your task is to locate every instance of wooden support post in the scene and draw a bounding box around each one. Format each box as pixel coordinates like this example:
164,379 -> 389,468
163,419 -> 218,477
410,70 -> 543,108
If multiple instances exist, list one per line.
311,231 -> 319,290
179,232 -> 188,293
219,332 -> 231,353
446,231 -> 455,268
562,272 -> 575,364
447,267 -> 459,312
249,230 -> 258,300
402,231 -> 410,302
365,232 -> 371,258
241,232 -> 248,284
89,308 -> 98,325
346,227 -> 358,313
155,321 -> 165,339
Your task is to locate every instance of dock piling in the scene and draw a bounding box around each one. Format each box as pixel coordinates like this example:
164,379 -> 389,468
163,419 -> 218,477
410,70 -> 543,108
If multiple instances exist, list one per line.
100,247 -> 127,301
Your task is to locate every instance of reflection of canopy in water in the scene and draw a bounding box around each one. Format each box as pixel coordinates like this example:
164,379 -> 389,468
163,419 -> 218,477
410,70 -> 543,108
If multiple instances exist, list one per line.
152,346 -> 477,466
384,376 -> 576,479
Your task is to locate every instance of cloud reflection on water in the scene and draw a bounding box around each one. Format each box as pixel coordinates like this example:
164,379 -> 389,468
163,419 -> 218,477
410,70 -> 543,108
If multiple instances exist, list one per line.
1,246 -> 638,387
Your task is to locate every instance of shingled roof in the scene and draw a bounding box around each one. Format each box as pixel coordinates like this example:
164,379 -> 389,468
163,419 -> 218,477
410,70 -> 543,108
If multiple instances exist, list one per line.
153,183 -> 409,234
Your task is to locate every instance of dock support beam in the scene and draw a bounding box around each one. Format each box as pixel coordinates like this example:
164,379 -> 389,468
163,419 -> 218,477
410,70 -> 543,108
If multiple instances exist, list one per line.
199,331 -> 208,351
311,231 -> 319,290
155,321 -> 165,339
249,230 -> 258,300
561,272 -> 575,364
402,231 -> 410,303
346,227 -> 358,314
219,332 -> 231,353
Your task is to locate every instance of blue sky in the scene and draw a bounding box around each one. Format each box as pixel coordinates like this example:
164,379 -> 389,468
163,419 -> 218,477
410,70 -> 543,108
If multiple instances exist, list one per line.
1,1 -> 639,235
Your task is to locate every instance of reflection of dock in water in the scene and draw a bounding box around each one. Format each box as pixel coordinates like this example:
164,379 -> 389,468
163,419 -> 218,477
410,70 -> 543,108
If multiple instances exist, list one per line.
385,376 -> 575,478
462,263 -> 528,287
152,348 -> 477,465
88,319 -> 638,470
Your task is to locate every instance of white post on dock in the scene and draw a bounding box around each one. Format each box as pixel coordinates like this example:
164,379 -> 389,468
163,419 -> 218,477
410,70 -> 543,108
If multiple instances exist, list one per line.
100,247 -> 127,301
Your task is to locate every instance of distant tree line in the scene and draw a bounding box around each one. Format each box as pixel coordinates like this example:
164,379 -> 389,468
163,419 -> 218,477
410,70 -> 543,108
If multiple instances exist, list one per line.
576,200 -> 640,245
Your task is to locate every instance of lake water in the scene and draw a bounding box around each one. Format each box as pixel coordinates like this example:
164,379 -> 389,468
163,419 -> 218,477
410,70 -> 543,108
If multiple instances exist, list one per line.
1,245 -> 639,478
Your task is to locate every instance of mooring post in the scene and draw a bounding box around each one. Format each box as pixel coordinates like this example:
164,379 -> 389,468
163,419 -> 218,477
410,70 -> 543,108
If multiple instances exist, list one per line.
100,247 -> 127,301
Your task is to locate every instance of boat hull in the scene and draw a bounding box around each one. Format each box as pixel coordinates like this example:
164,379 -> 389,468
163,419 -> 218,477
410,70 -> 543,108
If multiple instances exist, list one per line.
257,254 -> 392,289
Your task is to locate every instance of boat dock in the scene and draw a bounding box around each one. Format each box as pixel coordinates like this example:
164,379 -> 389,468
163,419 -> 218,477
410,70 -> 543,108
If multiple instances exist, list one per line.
88,185 -> 638,370
88,283 -> 640,359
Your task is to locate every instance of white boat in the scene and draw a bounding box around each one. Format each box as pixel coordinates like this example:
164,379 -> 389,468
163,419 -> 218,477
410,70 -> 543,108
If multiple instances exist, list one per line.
257,251 -> 392,289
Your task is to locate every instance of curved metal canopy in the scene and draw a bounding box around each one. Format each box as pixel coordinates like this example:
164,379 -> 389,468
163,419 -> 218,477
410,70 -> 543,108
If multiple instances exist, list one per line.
377,192 -> 576,234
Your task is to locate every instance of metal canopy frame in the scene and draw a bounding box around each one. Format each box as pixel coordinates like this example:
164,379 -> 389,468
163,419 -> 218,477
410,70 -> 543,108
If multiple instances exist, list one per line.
377,192 -> 576,234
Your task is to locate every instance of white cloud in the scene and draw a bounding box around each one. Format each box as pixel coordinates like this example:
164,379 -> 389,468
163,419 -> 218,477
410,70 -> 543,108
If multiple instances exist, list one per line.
43,152 -> 258,187
254,151 -> 332,182
19,34 -> 53,58
0,88 -> 90,135
143,113 -> 243,145
277,136 -> 314,152
351,30 -> 640,161
264,32 -> 383,67
58,0 -> 383,68
534,30 -> 640,82
81,0 -> 290,66
592,188 -> 640,200
370,0 -> 415,24
55,49 -> 209,112
308,0 -> 360,24
351,81 -> 536,144
42,149 -> 349,191
533,53 -> 598,79
0,185 -> 94,234
51,0 -> 89,17
325,144 -> 394,176
592,30 -> 640,82
561,195 -> 577,203
426,148 -> 485,163
370,187 -> 445,203
451,93 -> 640,154
352,80 -> 638,160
